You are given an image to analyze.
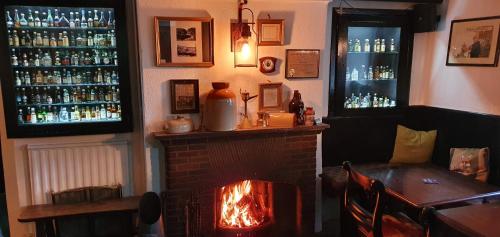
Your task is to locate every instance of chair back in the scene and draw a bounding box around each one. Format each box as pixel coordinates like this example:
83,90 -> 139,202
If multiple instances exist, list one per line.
343,161 -> 386,237
51,187 -> 92,237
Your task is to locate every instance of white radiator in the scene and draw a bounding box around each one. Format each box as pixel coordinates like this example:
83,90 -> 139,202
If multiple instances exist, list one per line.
27,140 -> 132,205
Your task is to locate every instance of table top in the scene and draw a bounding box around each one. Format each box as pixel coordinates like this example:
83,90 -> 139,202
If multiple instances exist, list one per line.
354,164 -> 500,208
435,202 -> 500,237
18,196 -> 141,222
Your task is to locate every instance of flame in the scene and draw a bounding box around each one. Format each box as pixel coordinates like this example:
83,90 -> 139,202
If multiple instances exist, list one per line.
219,180 -> 267,228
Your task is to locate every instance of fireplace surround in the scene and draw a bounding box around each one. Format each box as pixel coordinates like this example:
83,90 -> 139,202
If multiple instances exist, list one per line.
153,125 -> 328,237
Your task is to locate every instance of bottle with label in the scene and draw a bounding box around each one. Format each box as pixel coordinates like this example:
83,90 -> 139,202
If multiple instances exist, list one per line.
381,39 -> 386,52
18,109 -> 24,124
390,38 -> 396,52
354,39 -> 361,52
41,12 -> 48,27
27,12 -> 34,27
69,12 -> 75,28
33,11 -> 41,27
75,12 -> 81,27
30,107 -> 37,124
81,10 -> 87,28
351,67 -> 358,81
368,66 -> 373,80
289,90 -> 305,125
14,9 -> 20,28
364,39 -> 370,52
361,65 -> 367,80
11,49 -> 18,66
53,9 -> 59,27
93,10 -> 99,28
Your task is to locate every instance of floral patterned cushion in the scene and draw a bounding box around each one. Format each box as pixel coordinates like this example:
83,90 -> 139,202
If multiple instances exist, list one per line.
449,148 -> 489,182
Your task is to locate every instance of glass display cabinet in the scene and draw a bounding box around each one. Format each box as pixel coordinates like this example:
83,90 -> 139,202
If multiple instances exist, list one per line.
0,1 -> 133,137
329,9 -> 413,117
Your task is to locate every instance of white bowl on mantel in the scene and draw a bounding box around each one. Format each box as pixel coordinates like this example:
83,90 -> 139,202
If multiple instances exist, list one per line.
165,116 -> 194,134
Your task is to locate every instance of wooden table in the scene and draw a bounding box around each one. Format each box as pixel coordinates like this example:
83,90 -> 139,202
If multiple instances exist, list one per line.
18,196 -> 141,237
434,202 -> 500,237
355,164 -> 500,209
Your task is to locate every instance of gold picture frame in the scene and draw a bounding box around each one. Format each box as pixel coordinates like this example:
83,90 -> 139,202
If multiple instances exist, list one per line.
259,83 -> 283,111
154,17 -> 214,67
257,19 -> 285,46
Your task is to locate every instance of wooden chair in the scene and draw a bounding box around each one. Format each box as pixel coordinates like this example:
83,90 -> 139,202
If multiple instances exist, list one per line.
342,161 -> 424,237
51,187 -> 92,237
90,185 -> 134,237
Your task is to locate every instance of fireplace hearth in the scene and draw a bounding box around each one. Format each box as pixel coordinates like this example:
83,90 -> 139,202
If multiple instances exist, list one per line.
153,125 -> 328,237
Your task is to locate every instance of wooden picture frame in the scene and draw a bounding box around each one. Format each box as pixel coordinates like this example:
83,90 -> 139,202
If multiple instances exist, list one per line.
259,83 -> 283,111
285,49 -> 320,79
257,19 -> 285,46
446,16 -> 500,67
155,17 -> 214,67
170,80 -> 200,114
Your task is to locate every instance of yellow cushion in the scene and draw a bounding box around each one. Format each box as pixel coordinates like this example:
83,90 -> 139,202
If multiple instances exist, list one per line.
389,125 -> 437,164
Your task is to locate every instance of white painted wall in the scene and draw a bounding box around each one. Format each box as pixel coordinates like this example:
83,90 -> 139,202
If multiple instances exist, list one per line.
137,0 -> 332,189
410,0 -> 500,115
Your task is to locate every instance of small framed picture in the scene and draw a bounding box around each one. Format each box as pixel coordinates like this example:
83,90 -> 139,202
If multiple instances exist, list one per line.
259,83 -> 283,111
154,17 -> 214,67
257,19 -> 285,46
285,49 -> 320,79
446,16 -> 500,67
170,80 -> 200,114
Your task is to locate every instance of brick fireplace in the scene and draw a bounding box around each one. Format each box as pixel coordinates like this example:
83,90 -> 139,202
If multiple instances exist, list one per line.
153,125 -> 328,237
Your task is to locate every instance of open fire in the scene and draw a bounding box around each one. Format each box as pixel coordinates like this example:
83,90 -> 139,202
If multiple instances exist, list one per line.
219,180 -> 270,229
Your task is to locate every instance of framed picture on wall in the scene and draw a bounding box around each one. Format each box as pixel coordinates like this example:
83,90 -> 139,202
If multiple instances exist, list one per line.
259,83 -> 283,111
154,17 -> 214,67
446,16 -> 500,67
257,19 -> 285,46
170,80 -> 200,114
285,49 -> 320,79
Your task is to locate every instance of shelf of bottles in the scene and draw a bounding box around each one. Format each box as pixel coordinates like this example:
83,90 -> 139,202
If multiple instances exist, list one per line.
344,27 -> 401,109
5,5 -> 122,125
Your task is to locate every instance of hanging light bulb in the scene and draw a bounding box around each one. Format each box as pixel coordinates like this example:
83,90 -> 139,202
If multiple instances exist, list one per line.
233,0 -> 258,67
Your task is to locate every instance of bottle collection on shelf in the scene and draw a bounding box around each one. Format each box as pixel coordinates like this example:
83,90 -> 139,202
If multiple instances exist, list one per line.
5,8 -> 114,29
349,38 -> 397,53
8,29 -> 117,48
18,103 -> 121,124
11,48 -> 118,67
16,83 -> 121,124
347,65 -> 395,81
5,7 -> 123,125
344,93 -> 396,109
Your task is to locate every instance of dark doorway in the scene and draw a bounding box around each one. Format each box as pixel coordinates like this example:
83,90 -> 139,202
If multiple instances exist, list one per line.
0,141 -> 9,237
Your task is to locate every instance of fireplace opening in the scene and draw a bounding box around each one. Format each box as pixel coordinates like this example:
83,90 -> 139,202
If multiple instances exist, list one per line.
215,180 -> 301,237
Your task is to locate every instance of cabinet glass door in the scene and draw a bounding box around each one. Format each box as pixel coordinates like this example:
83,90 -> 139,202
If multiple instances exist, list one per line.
5,5 -> 121,126
344,27 -> 400,109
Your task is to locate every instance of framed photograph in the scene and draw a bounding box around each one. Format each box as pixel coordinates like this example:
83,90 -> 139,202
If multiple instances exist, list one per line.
285,49 -> 320,79
257,19 -> 285,46
155,17 -> 214,67
170,80 -> 200,114
446,16 -> 500,67
259,83 -> 283,111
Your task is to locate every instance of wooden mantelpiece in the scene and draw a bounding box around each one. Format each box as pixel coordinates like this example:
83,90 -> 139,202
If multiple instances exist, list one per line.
153,124 -> 329,141
152,124 -> 328,237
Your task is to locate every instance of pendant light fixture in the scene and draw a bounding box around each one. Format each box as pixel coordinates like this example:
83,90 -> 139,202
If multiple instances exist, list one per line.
233,0 -> 258,67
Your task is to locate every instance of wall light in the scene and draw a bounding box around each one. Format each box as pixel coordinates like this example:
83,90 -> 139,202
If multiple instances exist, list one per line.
233,0 -> 258,67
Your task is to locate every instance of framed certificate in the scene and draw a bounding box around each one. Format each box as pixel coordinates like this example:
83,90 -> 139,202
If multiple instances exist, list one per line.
285,49 -> 320,79
259,83 -> 283,111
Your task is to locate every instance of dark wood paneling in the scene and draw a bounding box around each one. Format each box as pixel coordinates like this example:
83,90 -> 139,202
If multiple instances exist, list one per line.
322,115 -> 403,166
323,106 -> 500,186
